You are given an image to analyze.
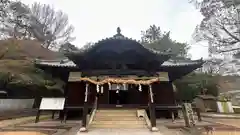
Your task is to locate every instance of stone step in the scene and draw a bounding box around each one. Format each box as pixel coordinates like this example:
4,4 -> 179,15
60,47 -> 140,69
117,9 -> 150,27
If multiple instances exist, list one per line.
90,123 -> 146,128
92,120 -> 146,125
95,113 -> 136,117
94,116 -> 140,121
96,111 -> 136,114
90,109 -> 147,129
97,109 -> 136,112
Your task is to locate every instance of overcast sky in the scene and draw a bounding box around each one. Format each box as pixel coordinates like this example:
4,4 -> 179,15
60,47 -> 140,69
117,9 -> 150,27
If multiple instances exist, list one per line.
21,0 -> 208,60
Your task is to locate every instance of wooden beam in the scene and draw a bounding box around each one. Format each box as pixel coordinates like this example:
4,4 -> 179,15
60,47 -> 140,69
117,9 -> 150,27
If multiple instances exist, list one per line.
68,71 -> 169,82
81,70 -> 157,76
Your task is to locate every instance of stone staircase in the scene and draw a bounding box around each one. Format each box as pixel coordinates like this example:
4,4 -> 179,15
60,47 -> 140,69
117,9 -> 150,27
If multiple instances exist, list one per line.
90,109 -> 147,129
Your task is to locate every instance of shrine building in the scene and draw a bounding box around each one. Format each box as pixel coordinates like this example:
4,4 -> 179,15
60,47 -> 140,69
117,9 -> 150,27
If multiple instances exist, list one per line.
34,28 -> 203,131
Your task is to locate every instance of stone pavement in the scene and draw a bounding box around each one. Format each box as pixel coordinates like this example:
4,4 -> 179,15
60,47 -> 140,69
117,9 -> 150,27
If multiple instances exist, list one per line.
0,115 -> 51,128
0,131 -> 47,135
201,113 -> 240,119
192,117 -> 240,135
5,120 -> 81,135
0,118 -> 221,135
0,119 -> 190,135
204,117 -> 240,128
64,118 -> 240,135
72,128 -> 164,135
63,121 -> 189,135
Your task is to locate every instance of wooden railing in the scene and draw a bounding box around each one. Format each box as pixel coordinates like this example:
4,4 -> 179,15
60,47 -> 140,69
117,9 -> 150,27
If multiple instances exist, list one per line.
141,110 -> 152,129
87,97 -> 98,127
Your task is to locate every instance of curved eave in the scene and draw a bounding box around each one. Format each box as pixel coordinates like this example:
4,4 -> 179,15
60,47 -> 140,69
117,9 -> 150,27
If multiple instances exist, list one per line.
161,59 -> 204,67
34,59 -> 78,69
34,58 -> 204,69
159,61 -> 204,81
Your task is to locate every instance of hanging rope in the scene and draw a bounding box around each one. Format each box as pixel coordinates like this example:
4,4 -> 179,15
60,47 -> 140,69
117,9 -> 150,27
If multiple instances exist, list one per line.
149,84 -> 153,103
138,84 -> 142,91
79,77 -> 159,85
108,82 -> 111,89
84,83 -> 89,102
101,86 -> 104,93
96,84 -> 99,93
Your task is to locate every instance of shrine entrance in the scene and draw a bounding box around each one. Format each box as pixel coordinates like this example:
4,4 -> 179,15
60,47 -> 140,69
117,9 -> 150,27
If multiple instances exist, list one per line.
109,90 -> 129,105
108,84 -> 129,106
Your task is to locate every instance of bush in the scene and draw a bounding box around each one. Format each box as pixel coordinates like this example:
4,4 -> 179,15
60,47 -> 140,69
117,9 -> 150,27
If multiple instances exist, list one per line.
0,60 -> 64,98
174,73 -> 219,102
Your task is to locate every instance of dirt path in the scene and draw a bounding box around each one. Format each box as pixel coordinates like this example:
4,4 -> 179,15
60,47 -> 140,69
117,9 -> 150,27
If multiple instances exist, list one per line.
202,118 -> 240,135
0,131 -> 47,135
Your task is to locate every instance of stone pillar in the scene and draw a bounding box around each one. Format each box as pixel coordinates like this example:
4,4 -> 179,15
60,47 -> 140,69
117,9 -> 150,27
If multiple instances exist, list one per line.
182,103 -> 196,127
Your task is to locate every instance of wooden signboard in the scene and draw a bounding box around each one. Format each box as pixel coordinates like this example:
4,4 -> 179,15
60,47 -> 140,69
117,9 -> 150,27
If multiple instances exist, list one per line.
39,98 -> 65,110
35,97 -> 65,123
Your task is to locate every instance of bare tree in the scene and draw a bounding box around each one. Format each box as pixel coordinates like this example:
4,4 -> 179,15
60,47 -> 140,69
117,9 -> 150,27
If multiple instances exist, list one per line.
0,0 -> 13,39
202,58 -> 226,74
190,0 -> 240,54
0,1 -> 75,49
30,2 -> 75,49
80,42 -> 94,51
59,42 -> 79,53
0,0 -> 10,22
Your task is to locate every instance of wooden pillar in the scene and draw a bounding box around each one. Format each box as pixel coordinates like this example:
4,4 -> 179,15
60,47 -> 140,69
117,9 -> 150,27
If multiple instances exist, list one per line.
148,84 -> 158,132
52,111 -> 56,119
35,109 -> 41,123
171,111 -> 175,122
137,84 -> 142,106
79,83 -> 89,132
82,102 -> 88,127
35,97 -> 42,123
60,81 -> 69,120
149,103 -> 156,127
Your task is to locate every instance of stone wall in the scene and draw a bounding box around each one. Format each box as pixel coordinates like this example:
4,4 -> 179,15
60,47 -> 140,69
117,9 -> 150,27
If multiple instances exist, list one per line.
0,99 -> 34,111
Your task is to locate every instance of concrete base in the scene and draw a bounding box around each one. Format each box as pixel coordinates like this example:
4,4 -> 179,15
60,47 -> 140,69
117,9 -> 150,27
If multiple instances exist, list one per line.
79,127 -> 87,132
137,109 -> 145,117
151,127 -> 159,132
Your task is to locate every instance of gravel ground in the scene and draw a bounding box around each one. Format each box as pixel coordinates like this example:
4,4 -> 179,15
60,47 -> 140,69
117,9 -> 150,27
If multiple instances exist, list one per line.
0,131 -> 47,135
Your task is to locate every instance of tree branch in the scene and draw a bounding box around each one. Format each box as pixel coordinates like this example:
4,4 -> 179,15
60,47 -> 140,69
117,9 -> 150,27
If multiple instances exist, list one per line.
221,26 -> 240,42
219,47 -> 240,52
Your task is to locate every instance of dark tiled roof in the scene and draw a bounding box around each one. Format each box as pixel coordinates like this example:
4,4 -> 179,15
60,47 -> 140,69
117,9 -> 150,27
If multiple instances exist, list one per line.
81,27 -> 172,55
35,58 -> 203,68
